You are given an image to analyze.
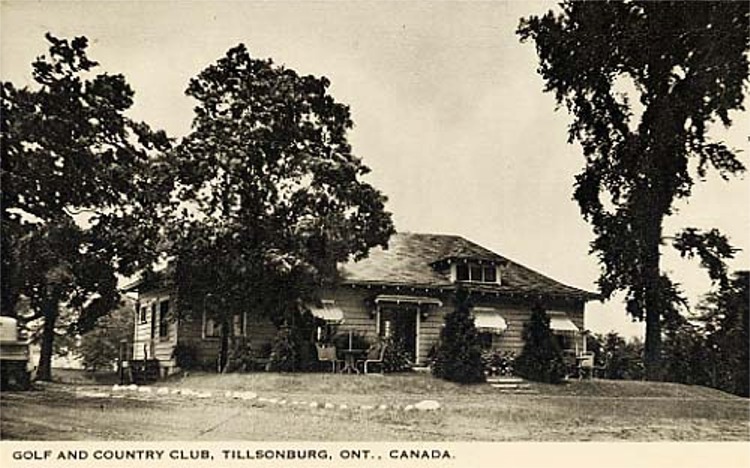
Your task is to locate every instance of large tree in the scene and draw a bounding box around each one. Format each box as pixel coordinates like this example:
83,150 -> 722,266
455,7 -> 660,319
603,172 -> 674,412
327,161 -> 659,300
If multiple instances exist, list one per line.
1,34 -> 171,380
166,44 -> 394,370
518,2 -> 749,379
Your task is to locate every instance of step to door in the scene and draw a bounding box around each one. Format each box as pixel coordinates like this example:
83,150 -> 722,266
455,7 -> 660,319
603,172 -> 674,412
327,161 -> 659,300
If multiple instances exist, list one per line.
490,383 -> 532,390
495,389 -> 538,394
486,377 -> 525,384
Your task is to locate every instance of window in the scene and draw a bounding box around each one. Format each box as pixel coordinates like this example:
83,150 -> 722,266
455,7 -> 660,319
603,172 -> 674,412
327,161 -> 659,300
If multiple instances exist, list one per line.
478,332 -> 494,351
204,315 -> 219,338
483,266 -> 497,283
203,311 -> 244,339
150,303 -> 157,339
470,265 -> 483,282
315,323 -> 338,343
554,333 -> 574,351
138,304 -> 147,323
233,313 -> 244,337
158,300 -> 169,339
455,263 -> 499,283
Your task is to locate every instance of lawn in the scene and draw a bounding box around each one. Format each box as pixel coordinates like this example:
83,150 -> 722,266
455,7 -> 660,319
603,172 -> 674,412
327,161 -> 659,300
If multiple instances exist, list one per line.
1,371 -> 748,441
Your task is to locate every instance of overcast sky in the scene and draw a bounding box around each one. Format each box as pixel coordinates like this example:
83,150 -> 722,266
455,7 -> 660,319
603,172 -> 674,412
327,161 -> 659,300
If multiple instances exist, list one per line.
2,0 -> 748,338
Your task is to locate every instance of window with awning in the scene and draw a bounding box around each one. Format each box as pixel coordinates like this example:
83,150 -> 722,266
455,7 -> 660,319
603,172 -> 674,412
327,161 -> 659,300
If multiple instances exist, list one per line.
472,307 -> 508,334
547,311 -> 579,333
307,300 -> 344,323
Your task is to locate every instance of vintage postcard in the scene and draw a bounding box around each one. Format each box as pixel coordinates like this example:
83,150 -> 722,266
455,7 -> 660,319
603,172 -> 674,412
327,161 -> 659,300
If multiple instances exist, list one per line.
1,1 -> 748,467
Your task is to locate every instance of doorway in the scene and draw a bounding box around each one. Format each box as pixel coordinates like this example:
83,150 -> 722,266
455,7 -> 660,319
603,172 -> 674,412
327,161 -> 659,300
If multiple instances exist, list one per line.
379,306 -> 418,361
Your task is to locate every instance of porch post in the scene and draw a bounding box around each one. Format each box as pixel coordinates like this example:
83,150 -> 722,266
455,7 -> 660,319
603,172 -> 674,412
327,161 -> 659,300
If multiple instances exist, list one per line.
582,330 -> 587,354
415,305 -> 421,365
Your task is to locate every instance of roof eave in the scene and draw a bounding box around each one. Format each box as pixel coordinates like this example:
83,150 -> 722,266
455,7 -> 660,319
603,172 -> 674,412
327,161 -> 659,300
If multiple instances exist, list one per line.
339,279 -> 601,301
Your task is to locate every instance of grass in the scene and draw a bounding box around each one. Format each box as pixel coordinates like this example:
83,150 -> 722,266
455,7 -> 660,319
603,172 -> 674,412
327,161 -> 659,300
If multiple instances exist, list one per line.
2,371 -> 748,441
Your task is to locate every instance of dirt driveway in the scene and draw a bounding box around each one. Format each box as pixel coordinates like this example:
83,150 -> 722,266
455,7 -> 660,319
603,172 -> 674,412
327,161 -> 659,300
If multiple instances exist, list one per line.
0,384 -> 409,440
2,376 -> 748,441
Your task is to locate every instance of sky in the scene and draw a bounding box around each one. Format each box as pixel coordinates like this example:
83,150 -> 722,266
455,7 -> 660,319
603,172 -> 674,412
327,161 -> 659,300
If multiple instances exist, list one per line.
2,0 -> 748,338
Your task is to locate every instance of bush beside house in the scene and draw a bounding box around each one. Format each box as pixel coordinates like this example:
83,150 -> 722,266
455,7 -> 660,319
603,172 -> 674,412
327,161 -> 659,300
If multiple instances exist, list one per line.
514,305 -> 566,384
380,335 -> 413,373
431,289 -> 486,384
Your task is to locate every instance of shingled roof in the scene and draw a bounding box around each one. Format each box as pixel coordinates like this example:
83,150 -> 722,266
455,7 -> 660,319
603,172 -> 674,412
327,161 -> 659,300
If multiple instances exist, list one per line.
339,232 -> 598,300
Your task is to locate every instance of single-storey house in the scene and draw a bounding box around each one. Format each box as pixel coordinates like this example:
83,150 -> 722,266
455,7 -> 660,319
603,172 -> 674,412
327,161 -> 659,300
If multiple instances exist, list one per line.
124,232 -> 597,376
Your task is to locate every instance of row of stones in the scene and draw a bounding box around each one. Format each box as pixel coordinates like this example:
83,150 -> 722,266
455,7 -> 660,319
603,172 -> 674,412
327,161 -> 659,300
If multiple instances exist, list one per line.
94,384 -> 442,412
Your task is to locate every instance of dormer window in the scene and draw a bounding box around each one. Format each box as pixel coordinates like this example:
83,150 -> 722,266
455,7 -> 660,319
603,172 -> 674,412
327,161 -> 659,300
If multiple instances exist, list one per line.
455,263 -> 499,283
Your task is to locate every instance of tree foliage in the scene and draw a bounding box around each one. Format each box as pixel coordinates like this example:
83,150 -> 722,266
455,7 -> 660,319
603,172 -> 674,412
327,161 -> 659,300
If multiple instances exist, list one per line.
164,44 -> 394,370
431,288 -> 486,384
518,2 -> 749,379
694,271 -> 749,397
76,298 -> 134,371
514,304 -> 566,384
595,332 -> 644,381
1,34 -> 170,380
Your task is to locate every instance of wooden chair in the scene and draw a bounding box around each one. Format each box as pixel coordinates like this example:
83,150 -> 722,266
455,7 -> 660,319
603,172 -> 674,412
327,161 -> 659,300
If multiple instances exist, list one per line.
359,343 -> 387,374
577,352 -> 595,380
315,343 -> 340,373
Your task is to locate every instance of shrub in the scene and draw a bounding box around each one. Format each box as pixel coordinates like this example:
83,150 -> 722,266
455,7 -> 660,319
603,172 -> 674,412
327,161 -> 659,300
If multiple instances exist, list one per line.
267,310 -> 323,372
267,325 -> 298,372
290,312 -> 320,372
224,336 -> 254,372
481,350 -> 516,377
599,332 -> 644,380
381,335 -> 413,373
172,343 -> 199,370
431,288 -> 486,384
514,305 -> 566,384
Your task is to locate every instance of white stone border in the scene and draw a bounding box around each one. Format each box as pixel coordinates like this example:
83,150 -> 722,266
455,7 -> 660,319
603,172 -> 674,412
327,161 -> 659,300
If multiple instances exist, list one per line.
106,384 -> 441,412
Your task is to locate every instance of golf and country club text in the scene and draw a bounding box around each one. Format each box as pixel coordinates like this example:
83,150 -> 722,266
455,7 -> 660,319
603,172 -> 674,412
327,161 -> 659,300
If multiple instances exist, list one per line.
11,448 -> 455,462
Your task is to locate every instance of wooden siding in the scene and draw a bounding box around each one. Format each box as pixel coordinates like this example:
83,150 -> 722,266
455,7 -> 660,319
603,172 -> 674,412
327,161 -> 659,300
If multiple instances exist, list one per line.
131,284 -> 588,370
322,286 -> 452,365
177,312 -> 276,368
132,288 -> 178,369
320,286 -> 380,344
324,287 -> 587,364
472,298 -> 585,355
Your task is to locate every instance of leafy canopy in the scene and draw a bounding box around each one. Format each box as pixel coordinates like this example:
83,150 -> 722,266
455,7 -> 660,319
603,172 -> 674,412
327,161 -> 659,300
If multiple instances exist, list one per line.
519,2 -> 748,315
518,2 -> 748,378
167,44 -> 394,319
1,34 -> 171,378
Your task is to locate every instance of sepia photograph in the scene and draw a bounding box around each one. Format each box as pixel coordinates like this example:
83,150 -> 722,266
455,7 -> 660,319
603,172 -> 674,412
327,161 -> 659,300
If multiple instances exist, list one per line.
1,0 -> 748,466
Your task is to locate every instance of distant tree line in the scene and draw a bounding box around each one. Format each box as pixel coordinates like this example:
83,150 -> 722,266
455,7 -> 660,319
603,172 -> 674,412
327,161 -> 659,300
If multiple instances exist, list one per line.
586,271 -> 748,397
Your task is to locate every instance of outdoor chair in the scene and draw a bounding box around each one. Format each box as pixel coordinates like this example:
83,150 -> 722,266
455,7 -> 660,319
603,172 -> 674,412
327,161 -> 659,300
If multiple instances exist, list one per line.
577,352 -> 595,380
359,343 -> 387,374
315,343 -> 340,373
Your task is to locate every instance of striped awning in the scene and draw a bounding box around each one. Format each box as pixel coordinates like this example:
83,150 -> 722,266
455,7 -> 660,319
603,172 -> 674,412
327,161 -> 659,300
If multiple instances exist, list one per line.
307,300 -> 344,323
473,307 -> 508,334
547,311 -> 579,333
374,295 -> 443,307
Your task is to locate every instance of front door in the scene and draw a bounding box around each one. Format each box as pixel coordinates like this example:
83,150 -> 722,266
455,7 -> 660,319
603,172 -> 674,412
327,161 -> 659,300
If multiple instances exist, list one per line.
379,306 -> 418,360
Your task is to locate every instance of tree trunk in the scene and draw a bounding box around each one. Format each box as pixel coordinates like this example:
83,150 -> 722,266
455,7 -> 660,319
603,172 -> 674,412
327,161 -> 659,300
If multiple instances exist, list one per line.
36,303 -> 59,382
219,316 -> 230,373
642,197 -> 665,381
643,295 -> 662,380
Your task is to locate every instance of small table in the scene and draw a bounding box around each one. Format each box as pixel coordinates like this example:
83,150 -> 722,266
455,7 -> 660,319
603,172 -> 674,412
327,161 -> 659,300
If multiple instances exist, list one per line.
339,349 -> 366,374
